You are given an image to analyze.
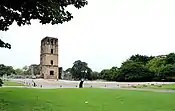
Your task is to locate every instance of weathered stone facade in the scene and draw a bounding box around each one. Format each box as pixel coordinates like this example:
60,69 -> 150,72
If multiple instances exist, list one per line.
40,37 -> 59,79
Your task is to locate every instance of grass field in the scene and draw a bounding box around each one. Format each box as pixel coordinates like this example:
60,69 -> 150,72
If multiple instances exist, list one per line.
3,80 -> 24,86
125,84 -> 175,90
0,88 -> 175,111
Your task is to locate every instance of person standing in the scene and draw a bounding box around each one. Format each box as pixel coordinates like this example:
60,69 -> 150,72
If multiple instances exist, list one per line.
79,79 -> 84,88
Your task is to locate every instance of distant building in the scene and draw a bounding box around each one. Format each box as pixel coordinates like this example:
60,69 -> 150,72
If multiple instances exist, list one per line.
40,37 -> 59,79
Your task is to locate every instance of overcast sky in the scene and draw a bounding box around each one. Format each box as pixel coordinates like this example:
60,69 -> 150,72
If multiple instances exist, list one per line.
0,0 -> 175,71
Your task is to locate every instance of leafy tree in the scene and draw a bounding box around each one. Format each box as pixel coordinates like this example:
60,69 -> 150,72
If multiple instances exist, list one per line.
71,60 -> 92,80
0,64 -> 6,76
160,64 -> 175,81
0,0 -> 88,48
100,67 -> 119,81
109,66 -> 119,81
0,64 -> 14,76
100,67 -> 118,81
15,68 -> 24,75
146,57 -> 166,77
100,69 -> 112,81
0,64 -> 15,76
117,61 -> 153,82
4,66 -> 16,75
89,71 -> 99,80
165,53 -> 175,64
28,64 -> 40,75
22,65 -> 31,75
129,54 -> 154,65
0,39 -> 11,49
22,65 -> 29,71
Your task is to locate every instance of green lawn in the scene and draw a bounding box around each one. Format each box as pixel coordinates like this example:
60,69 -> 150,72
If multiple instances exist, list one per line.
3,80 -> 24,86
126,84 -> 175,90
0,88 -> 175,111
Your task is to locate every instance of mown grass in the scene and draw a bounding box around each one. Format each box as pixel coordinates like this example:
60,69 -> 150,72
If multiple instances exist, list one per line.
126,84 -> 175,90
0,88 -> 175,111
3,80 -> 24,86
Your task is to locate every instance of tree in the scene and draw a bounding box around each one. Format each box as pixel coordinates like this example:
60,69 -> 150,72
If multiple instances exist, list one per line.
109,67 -> 119,80
22,65 -> 31,75
4,66 -> 15,75
22,65 -> 28,71
0,39 -> 11,49
28,64 -> 40,75
0,0 -> 88,48
15,68 -> 24,75
99,67 -> 119,81
100,69 -> 111,81
165,53 -> 175,64
129,54 -> 154,65
117,61 -> 153,82
146,57 -> 166,80
89,71 -> 99,80
160,64 -> 175,81
0,64 -> 15,76
0,64 -> 6,76
71,60 -> 92,80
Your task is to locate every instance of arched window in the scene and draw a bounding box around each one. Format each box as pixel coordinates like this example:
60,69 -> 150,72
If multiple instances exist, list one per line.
51,49 -> 53,54
51,60 -> 53,65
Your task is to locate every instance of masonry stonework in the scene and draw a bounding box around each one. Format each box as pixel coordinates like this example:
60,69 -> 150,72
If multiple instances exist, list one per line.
40,37 -> 59,79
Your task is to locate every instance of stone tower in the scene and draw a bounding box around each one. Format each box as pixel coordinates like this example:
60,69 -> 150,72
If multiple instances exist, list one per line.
40,37 -> 59,79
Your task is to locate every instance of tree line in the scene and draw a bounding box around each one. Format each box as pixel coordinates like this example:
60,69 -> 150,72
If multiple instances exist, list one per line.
0,64 -> 37,77
1,52 -> 175,84
66,53 -> 175,82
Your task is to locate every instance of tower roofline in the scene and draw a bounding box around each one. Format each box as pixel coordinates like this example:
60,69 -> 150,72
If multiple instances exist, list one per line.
41,36 -> 58,43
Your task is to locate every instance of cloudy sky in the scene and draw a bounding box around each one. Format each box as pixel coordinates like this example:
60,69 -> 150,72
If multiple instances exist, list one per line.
0,0 -> 175,71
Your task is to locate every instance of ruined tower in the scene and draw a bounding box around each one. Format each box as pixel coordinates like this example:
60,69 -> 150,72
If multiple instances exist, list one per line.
40,37 -> 59,79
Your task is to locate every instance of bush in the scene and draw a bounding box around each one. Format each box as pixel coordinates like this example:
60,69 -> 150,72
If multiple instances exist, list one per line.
0,79 -> 3,87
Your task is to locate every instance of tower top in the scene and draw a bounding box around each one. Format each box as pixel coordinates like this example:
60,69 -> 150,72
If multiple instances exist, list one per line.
41,36 -> 58,42
41,36 -> 58,45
